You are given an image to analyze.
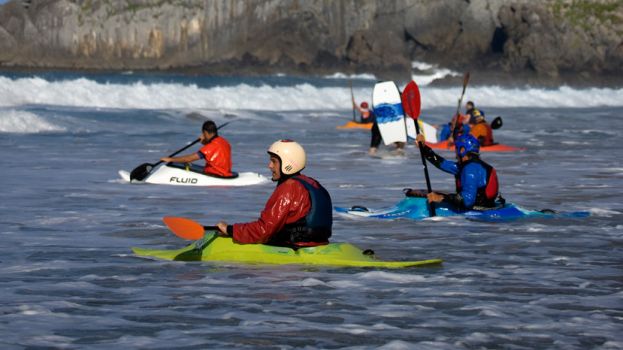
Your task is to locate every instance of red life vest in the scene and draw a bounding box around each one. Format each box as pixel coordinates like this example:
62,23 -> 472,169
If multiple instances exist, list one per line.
197,136 -> 233,177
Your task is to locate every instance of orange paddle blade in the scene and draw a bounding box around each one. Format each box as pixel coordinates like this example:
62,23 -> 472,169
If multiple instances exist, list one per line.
163,216 -> 205,240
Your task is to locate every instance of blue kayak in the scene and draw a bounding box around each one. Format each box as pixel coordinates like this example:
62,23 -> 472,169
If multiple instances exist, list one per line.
335,196 -> 589,222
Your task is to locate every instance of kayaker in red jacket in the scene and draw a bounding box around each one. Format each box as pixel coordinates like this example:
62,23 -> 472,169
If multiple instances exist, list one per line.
160,120 -> 233,177
216,140 -> 332,246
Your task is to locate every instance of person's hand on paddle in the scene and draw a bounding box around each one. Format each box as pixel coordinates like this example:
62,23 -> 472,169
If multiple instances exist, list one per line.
404,188 -> 428,197
415,133 -> 426,145
160,157 -> 173,162
427,192 -> 445,203
216,221 -> 230,237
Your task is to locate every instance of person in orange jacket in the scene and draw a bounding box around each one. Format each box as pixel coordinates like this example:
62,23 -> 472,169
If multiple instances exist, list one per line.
160,120 -> 233,177
216,140 -> 332,246
465,101 -> 495,146
440,101 -> 494,146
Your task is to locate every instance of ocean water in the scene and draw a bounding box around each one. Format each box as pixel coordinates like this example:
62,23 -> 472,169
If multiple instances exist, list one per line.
0,70 -> 622,349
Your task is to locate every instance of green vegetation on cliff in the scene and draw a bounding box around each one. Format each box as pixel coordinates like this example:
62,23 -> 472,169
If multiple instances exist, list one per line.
552,0 -> 623,31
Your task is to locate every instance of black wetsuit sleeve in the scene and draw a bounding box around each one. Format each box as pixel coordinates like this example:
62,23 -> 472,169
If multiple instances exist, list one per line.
421,144 -> 445,168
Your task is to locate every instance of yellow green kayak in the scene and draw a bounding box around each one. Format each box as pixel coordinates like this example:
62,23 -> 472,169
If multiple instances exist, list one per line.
132,233 -> 442,269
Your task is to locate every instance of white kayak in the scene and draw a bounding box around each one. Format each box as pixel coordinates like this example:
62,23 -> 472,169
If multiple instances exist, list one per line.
119,163 -> 269,187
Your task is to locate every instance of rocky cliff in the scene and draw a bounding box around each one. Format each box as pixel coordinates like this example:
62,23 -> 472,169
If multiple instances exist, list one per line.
0,0 -> 622,84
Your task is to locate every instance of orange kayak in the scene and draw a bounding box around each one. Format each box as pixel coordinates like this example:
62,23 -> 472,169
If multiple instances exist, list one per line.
336,120 -> 373,130
426,140 -> 525,152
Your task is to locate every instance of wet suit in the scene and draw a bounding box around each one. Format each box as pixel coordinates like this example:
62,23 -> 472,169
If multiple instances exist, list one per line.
367,111 -> 383,148
359,107 -> 374,124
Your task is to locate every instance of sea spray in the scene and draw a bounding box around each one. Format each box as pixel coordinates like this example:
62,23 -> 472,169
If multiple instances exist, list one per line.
1,75 -> 623,111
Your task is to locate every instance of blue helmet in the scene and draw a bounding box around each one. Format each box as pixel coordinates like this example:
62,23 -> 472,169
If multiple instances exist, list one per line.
455,134 -> 480,158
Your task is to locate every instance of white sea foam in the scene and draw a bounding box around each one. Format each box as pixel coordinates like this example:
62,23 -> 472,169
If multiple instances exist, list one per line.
357,270 -> 430,283
412,60 -> 461,86
0,109 -> 66,133
588,208 -> 620,216
299,278 -> 327,287
324,72 -> 377,80
1,76 -> 623,111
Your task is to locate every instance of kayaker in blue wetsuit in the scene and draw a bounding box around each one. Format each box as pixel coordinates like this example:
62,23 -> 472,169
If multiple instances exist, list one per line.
408,133 -> 502,210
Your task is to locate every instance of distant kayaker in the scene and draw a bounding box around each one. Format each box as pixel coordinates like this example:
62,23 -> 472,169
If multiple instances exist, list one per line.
216,140 -> 332,246
439,114 -> 469,144
440,101 -> 494,146
408,133 -> 502,210
352,100 -> 374,124
465,101 -> 495,146
353,99 -> 383,155
160,120 -> 233,177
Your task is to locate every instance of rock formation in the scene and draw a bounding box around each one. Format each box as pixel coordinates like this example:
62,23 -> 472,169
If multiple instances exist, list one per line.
0,0 -> 621,84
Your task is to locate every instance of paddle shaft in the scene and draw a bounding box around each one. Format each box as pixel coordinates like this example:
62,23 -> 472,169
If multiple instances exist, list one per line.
401,80 -> 435,217
413,121 -> 436,216
150,137 -> 201,169
451,73 -> 470,138
129,139 -> 199,181
160,121 -> 232,165
350,80 -> 356,122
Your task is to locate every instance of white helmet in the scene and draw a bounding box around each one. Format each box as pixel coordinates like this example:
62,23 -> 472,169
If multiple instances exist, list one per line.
267,139 -> 306,175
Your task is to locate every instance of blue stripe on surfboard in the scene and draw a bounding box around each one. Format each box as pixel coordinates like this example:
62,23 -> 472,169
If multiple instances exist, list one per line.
374,102 -> 404,124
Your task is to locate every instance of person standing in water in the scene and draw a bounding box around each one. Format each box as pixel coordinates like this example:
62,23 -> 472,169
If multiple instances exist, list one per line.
353,99 -> 384,155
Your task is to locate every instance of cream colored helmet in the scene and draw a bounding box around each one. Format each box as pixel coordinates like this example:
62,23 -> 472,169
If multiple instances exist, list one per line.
267,139 -> 306,175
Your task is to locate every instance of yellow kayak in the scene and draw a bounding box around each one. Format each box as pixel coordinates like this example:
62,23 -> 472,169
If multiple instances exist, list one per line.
132,233 -> 442,269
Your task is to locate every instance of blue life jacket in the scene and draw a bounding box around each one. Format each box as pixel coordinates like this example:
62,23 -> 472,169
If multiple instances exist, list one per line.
269,175 -> 332,246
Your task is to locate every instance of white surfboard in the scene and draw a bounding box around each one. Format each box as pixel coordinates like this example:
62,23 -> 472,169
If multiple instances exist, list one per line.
372,81 -> 407,145
406,118 -> 439,143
